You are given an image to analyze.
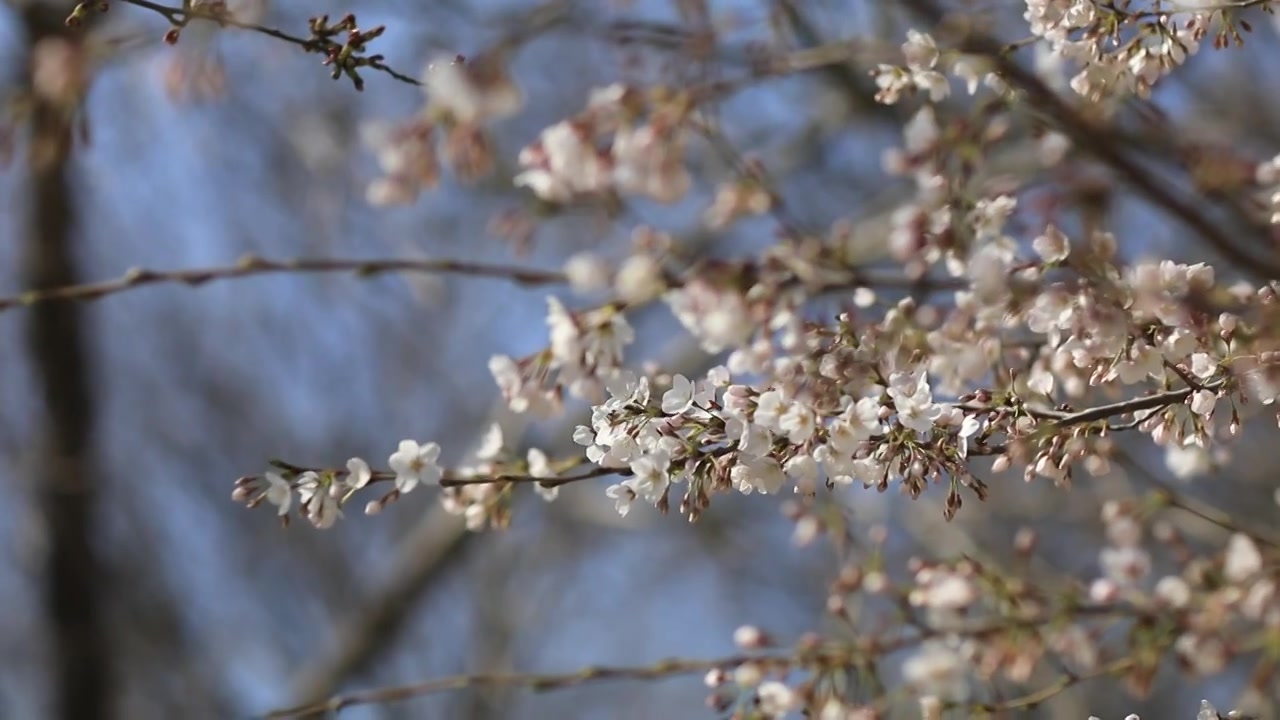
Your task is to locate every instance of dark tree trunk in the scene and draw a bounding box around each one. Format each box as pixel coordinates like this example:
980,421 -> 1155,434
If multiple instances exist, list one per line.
18,2 -> 109,718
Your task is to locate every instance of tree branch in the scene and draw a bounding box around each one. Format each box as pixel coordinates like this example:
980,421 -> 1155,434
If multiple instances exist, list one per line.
265,603 -> 1141,718
0,252 -> 954,314
116,0 -> 422,86
0,255 -> 570,312
267,654 -> 767,718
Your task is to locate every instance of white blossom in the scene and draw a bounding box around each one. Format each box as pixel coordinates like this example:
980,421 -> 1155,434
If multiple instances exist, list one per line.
611,124 -> 690,202
628,452 -> 670,504
614,254 -> 666,304
756,681 -> 795,718
828,397 -> 883,455
389,440 -> 443,493
1033,225 -> 1070,262
903,106 -> 939,154
514,121 -> 610,202
527,448 -> 558,501
605,481 -> 636,516
731,456 -> 787,495
665,279 -> 754,353
1165,443 -> 1211,481
1224,533 -> 1263,583
661,374 -> 698,415
563,252 -> 610,293
423,54 -> 521,123
296,471 -> 342,529
338,457 -> 372,495
902,641 -> 969,701
778,401 -> 817,444
887,371 -> 945,433
263,471 -> 292,516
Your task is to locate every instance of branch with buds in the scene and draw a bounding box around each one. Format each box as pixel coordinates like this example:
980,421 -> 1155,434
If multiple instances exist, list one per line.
74,0 -> 417,88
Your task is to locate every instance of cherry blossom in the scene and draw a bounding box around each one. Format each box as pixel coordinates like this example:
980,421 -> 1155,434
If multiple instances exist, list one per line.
422,54 -> 521,125
296,471 -> 342,529
263,471 -> 292,516
605,481 -> 636,517
902,641 -> 970,702
887,371 -> 945,433
388,439 -> 443,493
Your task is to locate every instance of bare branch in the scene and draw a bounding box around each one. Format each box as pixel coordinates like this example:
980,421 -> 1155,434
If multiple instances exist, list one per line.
0,251 -> 956,314
0,255 -> 569,312
265,653 -> 769,718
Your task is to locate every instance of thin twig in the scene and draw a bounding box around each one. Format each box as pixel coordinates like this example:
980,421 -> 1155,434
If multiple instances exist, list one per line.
1115,450 -> 1280,548
968,656 -> 1135,712
961,379 -> 1223,428
1035,381 -> 1216,427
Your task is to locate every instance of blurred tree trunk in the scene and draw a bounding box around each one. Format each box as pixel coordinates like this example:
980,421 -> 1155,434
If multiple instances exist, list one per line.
18,1 -> 110,718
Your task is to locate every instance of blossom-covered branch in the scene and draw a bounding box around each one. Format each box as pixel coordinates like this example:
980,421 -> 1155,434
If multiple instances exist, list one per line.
264,605 -> 1135,719
219,0 -> 1280,549
136,0 -> 1280,715
233,424 -> 630,530
264,545 -> 1268,720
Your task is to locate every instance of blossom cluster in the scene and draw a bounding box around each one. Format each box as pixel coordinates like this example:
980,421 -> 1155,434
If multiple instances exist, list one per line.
513,83 -> 693,204
1024,0 -> 1210,101
364,54 -> 522,205
436,423 -> 560,532
231,426 -> 572,530
489,203 -> 1280,522
489,298 -> 637,415
232,438 -> 443,528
